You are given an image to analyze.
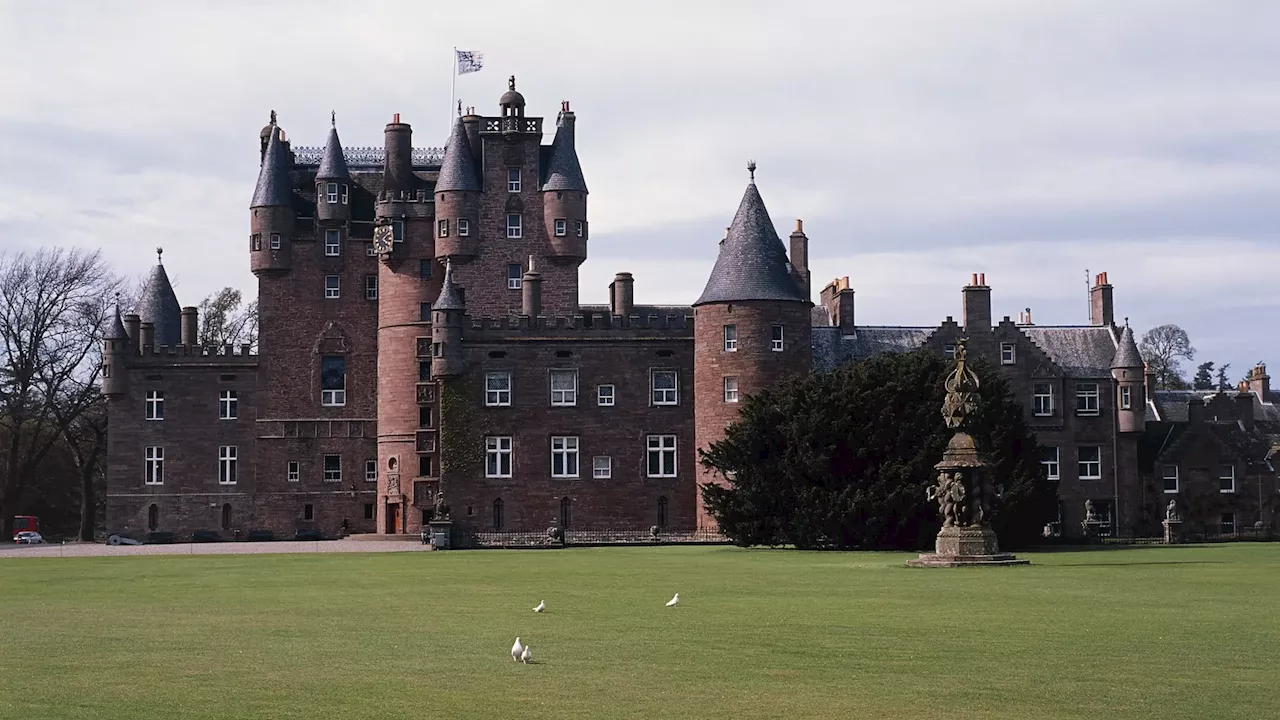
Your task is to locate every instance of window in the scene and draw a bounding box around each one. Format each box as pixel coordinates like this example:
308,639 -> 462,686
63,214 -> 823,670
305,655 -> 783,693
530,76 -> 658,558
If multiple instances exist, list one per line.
304,504 -> 314,521
486,372 -> 511,406
1120,386 -> 1132,410
364,503 -> 375,520
658,496 -> 669,528
554,219 -> 567,237
575,220 -> 584,237
288,461 -> 299,482
418,361 -> 431,382
1076,383 -> 1100,415
507,214 -> 522,239
560,497 -> 572,529
1078,446 -> 1102,480
148,504 -> 158,532
1220,512 -> 1237,535
365,275 -> 378,300
508,167 -> 521,193
419,455 -> 433,477
1162,465 -> 1179,493
944,344 -> 956,359
550,369 -> 577,406
144,446 -> 164,485
325,275 -> 340,299
647,435 -> 677,477
326,182 -> 338,204
723,325 -> 737,352
219,390 -> 238,420
365,459 -> 377,483
323,455 -> 341,482
419,406 -> 433,427
419,303 -> 432,322
651,370 -> 678,405
324,229 -> 341,256
270,233 -> 281,250
593,456 -> 611,479
392,220 -> 404,243
365,242 -> 376,257
218,446 -> 238,485
251,234 -> 262,251
508,264 -> 522,290
485,436 -> 512,478
768,324 -> 784,352
145,391 -> 164,420
492,499 -> 504,530
1033,383 -> 1053,416
221,504 -> 231,531
438,219 -> 449,238
1001,343 -> 1015,364
724,376 -> 739,403
597,384 -> 615,407
419,259 -> 433,278
1219,464 -> 1236,494
1040,446 -> 1059,480
321,356 -> 346,406
340,184 -> 348,204
551,436 -> 579,478
458,219 -> 470,237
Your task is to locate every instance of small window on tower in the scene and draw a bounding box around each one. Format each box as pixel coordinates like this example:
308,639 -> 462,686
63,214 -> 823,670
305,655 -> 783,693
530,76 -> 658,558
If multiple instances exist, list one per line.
392,220 -> 404,243
438,219 -> 449,238
419,361 -> 431,382
506,214 -> 522,239
340,184 -> 349,204
251,234 -> 262,251
508,264 -> 522,290
458,219 -> 470,237
420,303 -> 432,322
575,220 -> 584,238
419,259 -> 433,279
508,168 -> 521,193
554,219 -> 567,237
365,242 -> 376,256
771,325 -> 784,352
326,182 -> 338,204
270,233 -> 282,250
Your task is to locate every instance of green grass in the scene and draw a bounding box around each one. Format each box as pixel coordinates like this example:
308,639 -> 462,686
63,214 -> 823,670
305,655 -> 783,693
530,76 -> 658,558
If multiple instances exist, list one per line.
2,545 -> 1279,720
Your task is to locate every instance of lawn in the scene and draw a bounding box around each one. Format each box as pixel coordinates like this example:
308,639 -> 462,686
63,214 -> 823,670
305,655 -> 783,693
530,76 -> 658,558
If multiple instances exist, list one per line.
2,544 -> 1278,720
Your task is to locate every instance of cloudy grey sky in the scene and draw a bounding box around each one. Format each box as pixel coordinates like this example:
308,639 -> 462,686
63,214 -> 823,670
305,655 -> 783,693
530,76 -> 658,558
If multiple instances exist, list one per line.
2,1 -> 1277,379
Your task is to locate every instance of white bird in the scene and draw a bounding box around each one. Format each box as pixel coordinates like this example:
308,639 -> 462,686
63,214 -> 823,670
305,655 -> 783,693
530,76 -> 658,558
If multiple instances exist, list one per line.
511,637 -> 524,662
520,645 -> 532,664
533,600 -> 546,613
666,593 -> 679,607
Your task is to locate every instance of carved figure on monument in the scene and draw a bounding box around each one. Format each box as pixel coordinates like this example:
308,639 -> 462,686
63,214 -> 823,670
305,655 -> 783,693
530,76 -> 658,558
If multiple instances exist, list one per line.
946,474 -> 966,527
1165,498 -> 1179,522
434,488 -> 451,521
1084,499 -> 1097,523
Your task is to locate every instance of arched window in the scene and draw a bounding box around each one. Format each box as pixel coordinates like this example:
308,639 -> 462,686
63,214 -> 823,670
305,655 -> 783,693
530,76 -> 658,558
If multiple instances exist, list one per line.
147,504 -> 158,532
221,504 -> 232,531
560,497 -> 572,529
658,496 -> 669,528
492,499 -> 504,530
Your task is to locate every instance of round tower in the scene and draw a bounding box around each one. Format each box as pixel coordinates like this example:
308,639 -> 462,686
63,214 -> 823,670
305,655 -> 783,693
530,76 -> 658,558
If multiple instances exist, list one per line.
102,298 -> 129,399
431,260 -> 466,378
542,101 -> 587,265
315,113 -> 351,224
692,165 -> 813,530
434,117 -> 481,261
1111,320 -> 1146,433
250,114 -> 294,277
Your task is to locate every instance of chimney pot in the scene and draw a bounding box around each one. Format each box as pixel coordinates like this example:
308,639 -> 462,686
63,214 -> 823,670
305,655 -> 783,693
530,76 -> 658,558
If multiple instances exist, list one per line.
970,273 -> 978,286
795,218 -> 804,233
979,272 -> 985,286
393,113 -> 400,123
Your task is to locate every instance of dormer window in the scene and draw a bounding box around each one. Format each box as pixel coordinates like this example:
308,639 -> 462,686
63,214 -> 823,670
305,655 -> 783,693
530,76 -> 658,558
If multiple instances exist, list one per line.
508,168 -> 521,193
554,219 -> 567,237
458,219 -> 470,237
326,183 -> 338,204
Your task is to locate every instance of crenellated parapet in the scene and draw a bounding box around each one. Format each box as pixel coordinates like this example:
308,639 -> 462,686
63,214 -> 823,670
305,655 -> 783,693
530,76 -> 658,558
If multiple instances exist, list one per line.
125,343 -> 259,364
461,311 -> 693,342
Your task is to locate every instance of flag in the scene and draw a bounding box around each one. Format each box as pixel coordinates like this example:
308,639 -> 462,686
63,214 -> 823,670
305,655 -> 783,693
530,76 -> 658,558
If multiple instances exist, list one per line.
456,50 -> 484,75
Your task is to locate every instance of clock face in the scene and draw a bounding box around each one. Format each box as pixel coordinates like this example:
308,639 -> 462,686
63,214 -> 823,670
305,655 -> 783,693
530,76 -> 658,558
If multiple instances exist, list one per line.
372,225 -> 394,253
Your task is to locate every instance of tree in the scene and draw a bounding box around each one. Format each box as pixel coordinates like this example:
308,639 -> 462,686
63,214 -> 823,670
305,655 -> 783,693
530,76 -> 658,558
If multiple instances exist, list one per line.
699,350 -> 1057,550
198,287 -> 258,352
1216,363 -> 1232,391
1193,361 -> 1215,391
0,248 -> 118,540
1139,324 -> 1195,390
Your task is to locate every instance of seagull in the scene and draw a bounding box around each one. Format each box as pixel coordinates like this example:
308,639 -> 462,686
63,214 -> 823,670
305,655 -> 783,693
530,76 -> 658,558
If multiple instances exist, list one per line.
666,593 -> 679,607
511,637 -> 524,662
533,600 -> 546,613
521,645 -> 532,664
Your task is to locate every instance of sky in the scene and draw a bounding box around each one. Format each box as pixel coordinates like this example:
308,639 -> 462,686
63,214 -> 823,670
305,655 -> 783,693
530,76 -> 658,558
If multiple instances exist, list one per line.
2,0 -> 1278,381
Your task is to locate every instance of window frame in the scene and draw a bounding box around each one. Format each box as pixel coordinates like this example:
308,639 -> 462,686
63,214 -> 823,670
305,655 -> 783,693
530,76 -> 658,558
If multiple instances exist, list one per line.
485,372 -> 512,407
320,355 -> 346,407
457,218 -> 470,237
1162,464 -> 1179,494
1000,342 -> 1015,365
365,242 -> 377,257
323,455 -> 342,483
1078,445 -> 1102,480
145,390 -> 164,421
508,264 -> 523,290
287,461 -> 300,483
723,376 -> 740,403
651,369 -> 679,406
506,213 -> 522,239
554,218 -> 567,237
219,390 -> 238,420
1041,446 -> 1059,480
324,275 -> 341,299
575,220 -> 584,238
485,436 -> 513,478
551,436 -> 580,478
507,167 -> 521,193
1219,464 -> 1236,494
365,275 -> 379,301
365,459 -> 377,483
593,455 -> 612,479
218,445 -> 238,485
324,228 -> 341,256
550,369 -> 578,407
1120,385 -> 1132,410
144,446 -> 164,485
270,233 -> 282,250
771,324 -> 785,352
1076,382 -> 1100,416
646,434 -> 678,478
1032,382 -> 1054,417
392,220 -> 404,243
944,344 -> 956,359
1220,512 -> 1237,535
723,324 -> 737,352
597,384 -> 615,407
326,182 -> 338,204
438,219 -> 449,238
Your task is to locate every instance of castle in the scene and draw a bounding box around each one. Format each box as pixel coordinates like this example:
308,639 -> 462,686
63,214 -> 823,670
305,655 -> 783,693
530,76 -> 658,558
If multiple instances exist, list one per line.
103,78 -> 1279,542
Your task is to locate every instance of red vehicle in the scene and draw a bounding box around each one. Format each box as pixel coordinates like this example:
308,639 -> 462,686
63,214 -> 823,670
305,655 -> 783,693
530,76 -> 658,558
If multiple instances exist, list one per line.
13,516 -> 38,534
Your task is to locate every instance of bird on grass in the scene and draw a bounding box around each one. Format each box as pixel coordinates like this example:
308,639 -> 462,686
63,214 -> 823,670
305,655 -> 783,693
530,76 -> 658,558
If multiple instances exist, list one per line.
521,645 -> 533,664
511,637 -> 524,662
533,600 -> 546,613
666,593 -> 679,607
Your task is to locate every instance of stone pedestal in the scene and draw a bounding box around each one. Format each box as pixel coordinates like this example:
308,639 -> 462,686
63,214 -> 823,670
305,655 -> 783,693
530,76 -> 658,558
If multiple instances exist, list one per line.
1080,520 -> 1105,540
908,526 -> 1029,567
427,520 -> 453,550
1162,519 -> 1183,545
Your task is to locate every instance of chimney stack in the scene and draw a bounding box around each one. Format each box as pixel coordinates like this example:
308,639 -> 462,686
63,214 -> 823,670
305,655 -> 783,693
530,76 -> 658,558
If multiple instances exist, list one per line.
180,306 -> 199,347
789,218 -> 810,301
383,114 -> 414,194
819,277 -> 855,333
1145,362 -> 1157,402
140,322 -> 155,350
1247,363 -> 1270,401
1090,271 -> 1114,327
609,272 -> 635,317
962,272 -> 992,333
124,312 -> 141,354
521,255 -> 542,318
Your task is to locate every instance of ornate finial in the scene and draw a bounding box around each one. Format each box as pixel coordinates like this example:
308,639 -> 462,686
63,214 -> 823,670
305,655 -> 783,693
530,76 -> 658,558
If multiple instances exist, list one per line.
747,159 -> 757,182
457,99 -> 463,116
509,75 -> 516,91
156,247 -> 164,264
270,109 -> 277,125
941,338 -> 981,431
331,110 -> 335,127
1124,316 -> 1130,328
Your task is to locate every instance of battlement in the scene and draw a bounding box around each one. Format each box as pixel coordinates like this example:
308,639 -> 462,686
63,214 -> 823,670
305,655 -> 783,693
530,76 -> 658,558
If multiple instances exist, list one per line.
126,343 -> 259,365
462,310 -> 693,342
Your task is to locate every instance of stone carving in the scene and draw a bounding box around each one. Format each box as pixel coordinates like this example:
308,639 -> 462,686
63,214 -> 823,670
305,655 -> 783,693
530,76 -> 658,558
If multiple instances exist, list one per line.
941,341 -> 981,431
433,488 -> 451,521
1165,498 -> 1180,522
386,474 -> 400,496
1084,499 -> 1097,523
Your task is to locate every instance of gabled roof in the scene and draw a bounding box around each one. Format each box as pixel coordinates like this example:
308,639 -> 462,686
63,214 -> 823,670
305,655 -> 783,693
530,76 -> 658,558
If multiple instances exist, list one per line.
434,118 -> 480,193
541,111 -> 587,192
811,326 -> 934,373
693,181 -> 807,306
1111,323 -> 1143,369
315,121 -> 350,180
137,262 -> 182,346
251,123 -> 294,208
1020,326 -> 1117,378
435,260 -> 465,311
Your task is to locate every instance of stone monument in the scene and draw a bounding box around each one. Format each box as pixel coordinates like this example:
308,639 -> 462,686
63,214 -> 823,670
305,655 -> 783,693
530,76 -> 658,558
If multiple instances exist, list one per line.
427,487 -> 454,549
1080,499 -> 1106,539
1162,497 -> 1183,545
908,340 -> 1029,567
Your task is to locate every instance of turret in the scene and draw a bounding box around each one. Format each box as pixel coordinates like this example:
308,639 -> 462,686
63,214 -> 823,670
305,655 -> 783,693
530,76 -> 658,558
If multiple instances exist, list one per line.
542,101 -> 587,265
499,75 -> 526,121
137,249 -> 182,347
431,260 -> 466,377
102,298 -> 129,398
692,163 -> 812,530
250,116 -> 295,277
434,117 -> 481,260
1111,320 -> 1146,432
315,113 -> 351,224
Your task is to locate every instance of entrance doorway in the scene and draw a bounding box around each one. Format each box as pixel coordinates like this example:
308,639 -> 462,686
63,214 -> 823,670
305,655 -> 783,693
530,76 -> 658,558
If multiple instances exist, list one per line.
385,503 -> 402,534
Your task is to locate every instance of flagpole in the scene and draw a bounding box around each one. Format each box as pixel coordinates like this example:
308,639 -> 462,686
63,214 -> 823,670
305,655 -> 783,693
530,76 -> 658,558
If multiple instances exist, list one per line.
450,46 -> 457,131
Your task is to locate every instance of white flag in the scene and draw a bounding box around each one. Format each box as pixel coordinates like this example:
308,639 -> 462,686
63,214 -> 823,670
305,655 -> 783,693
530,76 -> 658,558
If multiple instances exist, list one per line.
456,50 -> 484,75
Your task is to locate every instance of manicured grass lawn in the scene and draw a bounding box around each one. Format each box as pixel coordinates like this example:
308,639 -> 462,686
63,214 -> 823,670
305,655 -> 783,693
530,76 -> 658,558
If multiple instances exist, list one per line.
2,544 -> 1279,719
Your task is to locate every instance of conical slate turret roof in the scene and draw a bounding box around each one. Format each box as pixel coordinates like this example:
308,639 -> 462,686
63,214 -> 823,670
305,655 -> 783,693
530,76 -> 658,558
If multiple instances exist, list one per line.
104,300 -> 128,341
435,260 -> 465,311
693,179 -> 807,306
435,118 -> 480,192
252,122 -> 294,208
137,257 -> 182,346
1112,322 -> 1143,369
542,110 -> 587,192
316,118 -> 350,180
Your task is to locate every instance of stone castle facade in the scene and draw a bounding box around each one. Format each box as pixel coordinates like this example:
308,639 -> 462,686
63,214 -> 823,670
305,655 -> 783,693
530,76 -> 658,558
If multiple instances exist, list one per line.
102,78 -> 1280,542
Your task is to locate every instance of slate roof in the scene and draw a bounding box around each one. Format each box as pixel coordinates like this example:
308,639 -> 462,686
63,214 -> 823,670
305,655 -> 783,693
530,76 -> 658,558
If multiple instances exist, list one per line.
541,112 -> 587,192
1152,390 -> 1217,423
252,124 -> 294,208
315,123 -> 350,180
435,260 -> 465,311
1021,325 -> 1118,378
137,262 -> 182,346
1111,323 -> 1143,369
104,303 -> 128,340
811,326 -> 934,373
693,182 -> 807,306
811,305 -> 832,326
435,118 -> 480,193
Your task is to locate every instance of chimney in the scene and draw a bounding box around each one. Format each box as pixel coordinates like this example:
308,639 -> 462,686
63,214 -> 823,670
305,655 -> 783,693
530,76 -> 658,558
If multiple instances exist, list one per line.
123,312 -> 141,354
789,219 -> 810,301
819,277 -> 855,333
180,306 -> 199,347
383,115 -> 414,193
1090,271 -> 1114,327
1145,362 -> 1157,403
461,106 -> 483,171
962,273 -> 991,333
140,322 -> 155,350
609,272 -> 634,317
1248,363 -> 1270,401
521,255 -> 542,318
